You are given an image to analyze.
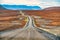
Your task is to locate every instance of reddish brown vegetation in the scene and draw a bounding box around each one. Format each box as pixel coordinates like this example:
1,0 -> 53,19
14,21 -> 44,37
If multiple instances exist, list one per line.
0,10 -> 27,31
0,7 -> 60,30
33,7 -> 60,28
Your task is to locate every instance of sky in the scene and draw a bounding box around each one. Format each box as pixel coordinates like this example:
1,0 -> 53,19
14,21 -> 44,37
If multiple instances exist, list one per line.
0,0 -> 60,9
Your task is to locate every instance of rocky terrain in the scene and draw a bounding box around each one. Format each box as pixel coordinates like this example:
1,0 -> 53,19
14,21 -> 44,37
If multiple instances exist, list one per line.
0,10 -> 28,31
0,7 -> 60,40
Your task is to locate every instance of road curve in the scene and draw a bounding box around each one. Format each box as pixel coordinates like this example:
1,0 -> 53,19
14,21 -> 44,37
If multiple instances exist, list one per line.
0,16 -> 58,40
32,16 -> 58,40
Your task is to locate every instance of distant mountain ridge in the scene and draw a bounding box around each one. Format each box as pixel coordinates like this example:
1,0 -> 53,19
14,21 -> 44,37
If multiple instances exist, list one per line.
0,5 -> 7,10
0,4 -> 41,10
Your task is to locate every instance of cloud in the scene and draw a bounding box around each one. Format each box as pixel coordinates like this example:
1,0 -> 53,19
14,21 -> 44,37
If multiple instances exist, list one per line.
1,0 -> 39,5
1,0 -> 60,9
